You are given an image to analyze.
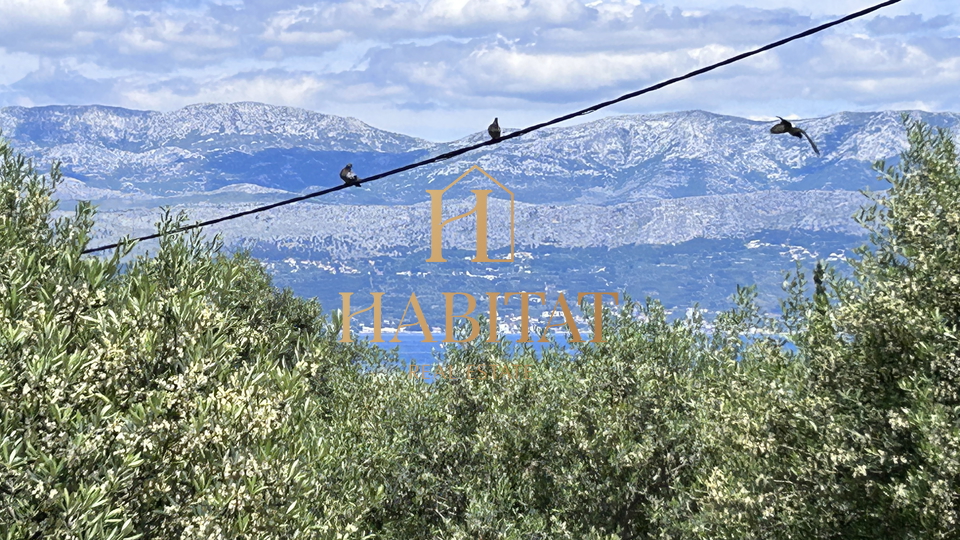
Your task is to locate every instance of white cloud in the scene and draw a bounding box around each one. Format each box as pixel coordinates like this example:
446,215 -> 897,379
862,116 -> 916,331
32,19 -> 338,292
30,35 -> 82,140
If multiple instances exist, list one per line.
0,48 -> 39,86
109,11 -> 240,69
122,72 -> 317,110
460,45 -> 735,93
0,0 -> 124,55
813,34 -> 935,76
421,0 -> 589,26
0,0 -> 957,141
644,0 -> 957,18
0,0 -> 122,29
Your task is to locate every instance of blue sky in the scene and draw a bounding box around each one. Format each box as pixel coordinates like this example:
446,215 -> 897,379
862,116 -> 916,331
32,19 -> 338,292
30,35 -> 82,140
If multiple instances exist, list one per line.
0,0 -> 957,141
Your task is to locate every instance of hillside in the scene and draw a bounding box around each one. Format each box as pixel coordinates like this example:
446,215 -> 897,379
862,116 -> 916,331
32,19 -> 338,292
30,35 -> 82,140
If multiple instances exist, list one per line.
4,104 -> 957,204
16,103 -> 959,319
5,117 -> 960,538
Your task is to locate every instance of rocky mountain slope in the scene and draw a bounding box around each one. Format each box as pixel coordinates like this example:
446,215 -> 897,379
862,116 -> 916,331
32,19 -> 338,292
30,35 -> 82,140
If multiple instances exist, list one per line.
13,102 -> 957,318
4,103 -> 956,205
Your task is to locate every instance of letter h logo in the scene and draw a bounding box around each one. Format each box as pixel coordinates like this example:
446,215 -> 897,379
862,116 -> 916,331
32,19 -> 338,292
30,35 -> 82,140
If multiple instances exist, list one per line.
426,165 -> 514,263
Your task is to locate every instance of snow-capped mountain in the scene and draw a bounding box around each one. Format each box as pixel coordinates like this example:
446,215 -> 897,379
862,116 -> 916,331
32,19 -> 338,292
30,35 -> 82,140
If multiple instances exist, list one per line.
420,109 -> 948,203
0,102 -> 432,196
2,103 -> 956,204
20,102 -> 953,316
0,102 -> 431,152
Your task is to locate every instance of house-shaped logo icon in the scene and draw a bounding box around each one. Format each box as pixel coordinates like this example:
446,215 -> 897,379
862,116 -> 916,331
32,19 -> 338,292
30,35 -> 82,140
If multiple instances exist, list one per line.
425,165 -> 515,263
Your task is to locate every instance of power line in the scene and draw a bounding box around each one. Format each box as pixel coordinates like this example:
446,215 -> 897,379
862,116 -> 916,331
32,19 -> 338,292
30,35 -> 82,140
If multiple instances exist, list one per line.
82,0 -> 902,255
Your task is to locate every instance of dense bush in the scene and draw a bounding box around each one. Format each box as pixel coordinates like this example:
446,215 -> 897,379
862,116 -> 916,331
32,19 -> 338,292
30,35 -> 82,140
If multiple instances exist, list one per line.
1,116 -> 958,539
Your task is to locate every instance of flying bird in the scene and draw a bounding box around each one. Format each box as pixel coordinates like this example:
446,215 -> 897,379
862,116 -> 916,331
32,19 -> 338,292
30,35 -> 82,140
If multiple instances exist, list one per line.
771,116 -> 820,156
340,163 -> 360,188
488,118 -> 501,140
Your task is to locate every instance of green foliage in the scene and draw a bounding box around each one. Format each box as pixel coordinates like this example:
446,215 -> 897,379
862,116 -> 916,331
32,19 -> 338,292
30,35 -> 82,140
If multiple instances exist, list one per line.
0,136 -> 392,538
2,116 -> 959,538
808,116 -> 960,536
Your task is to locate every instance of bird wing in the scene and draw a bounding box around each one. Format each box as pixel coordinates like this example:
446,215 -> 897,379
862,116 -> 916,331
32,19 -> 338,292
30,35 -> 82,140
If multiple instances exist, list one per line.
798,129 -> 820,156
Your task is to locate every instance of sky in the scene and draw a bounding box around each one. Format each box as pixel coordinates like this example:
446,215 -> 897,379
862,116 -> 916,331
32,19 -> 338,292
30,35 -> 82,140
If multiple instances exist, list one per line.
0,0 -> 957,141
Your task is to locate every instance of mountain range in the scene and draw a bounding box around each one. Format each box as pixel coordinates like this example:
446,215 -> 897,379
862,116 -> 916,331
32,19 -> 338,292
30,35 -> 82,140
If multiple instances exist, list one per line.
5,103 -> 956,205
6,102 -> 956,322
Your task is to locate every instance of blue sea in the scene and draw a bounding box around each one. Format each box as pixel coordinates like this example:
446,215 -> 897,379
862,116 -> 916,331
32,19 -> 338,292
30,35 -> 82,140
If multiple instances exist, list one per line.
358,333 -> 571,382
358,333 -> 571,355
359,331 -> 799,382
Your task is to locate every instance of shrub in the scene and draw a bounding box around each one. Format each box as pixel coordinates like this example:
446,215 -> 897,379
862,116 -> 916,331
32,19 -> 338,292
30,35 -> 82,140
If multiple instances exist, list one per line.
2,115 -> 958,538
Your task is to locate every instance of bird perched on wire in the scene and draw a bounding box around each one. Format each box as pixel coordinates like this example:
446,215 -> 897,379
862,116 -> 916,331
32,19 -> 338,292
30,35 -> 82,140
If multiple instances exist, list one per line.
488,118 -> 501,140
770,116 -> 820,156
340,163 -> 361,188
